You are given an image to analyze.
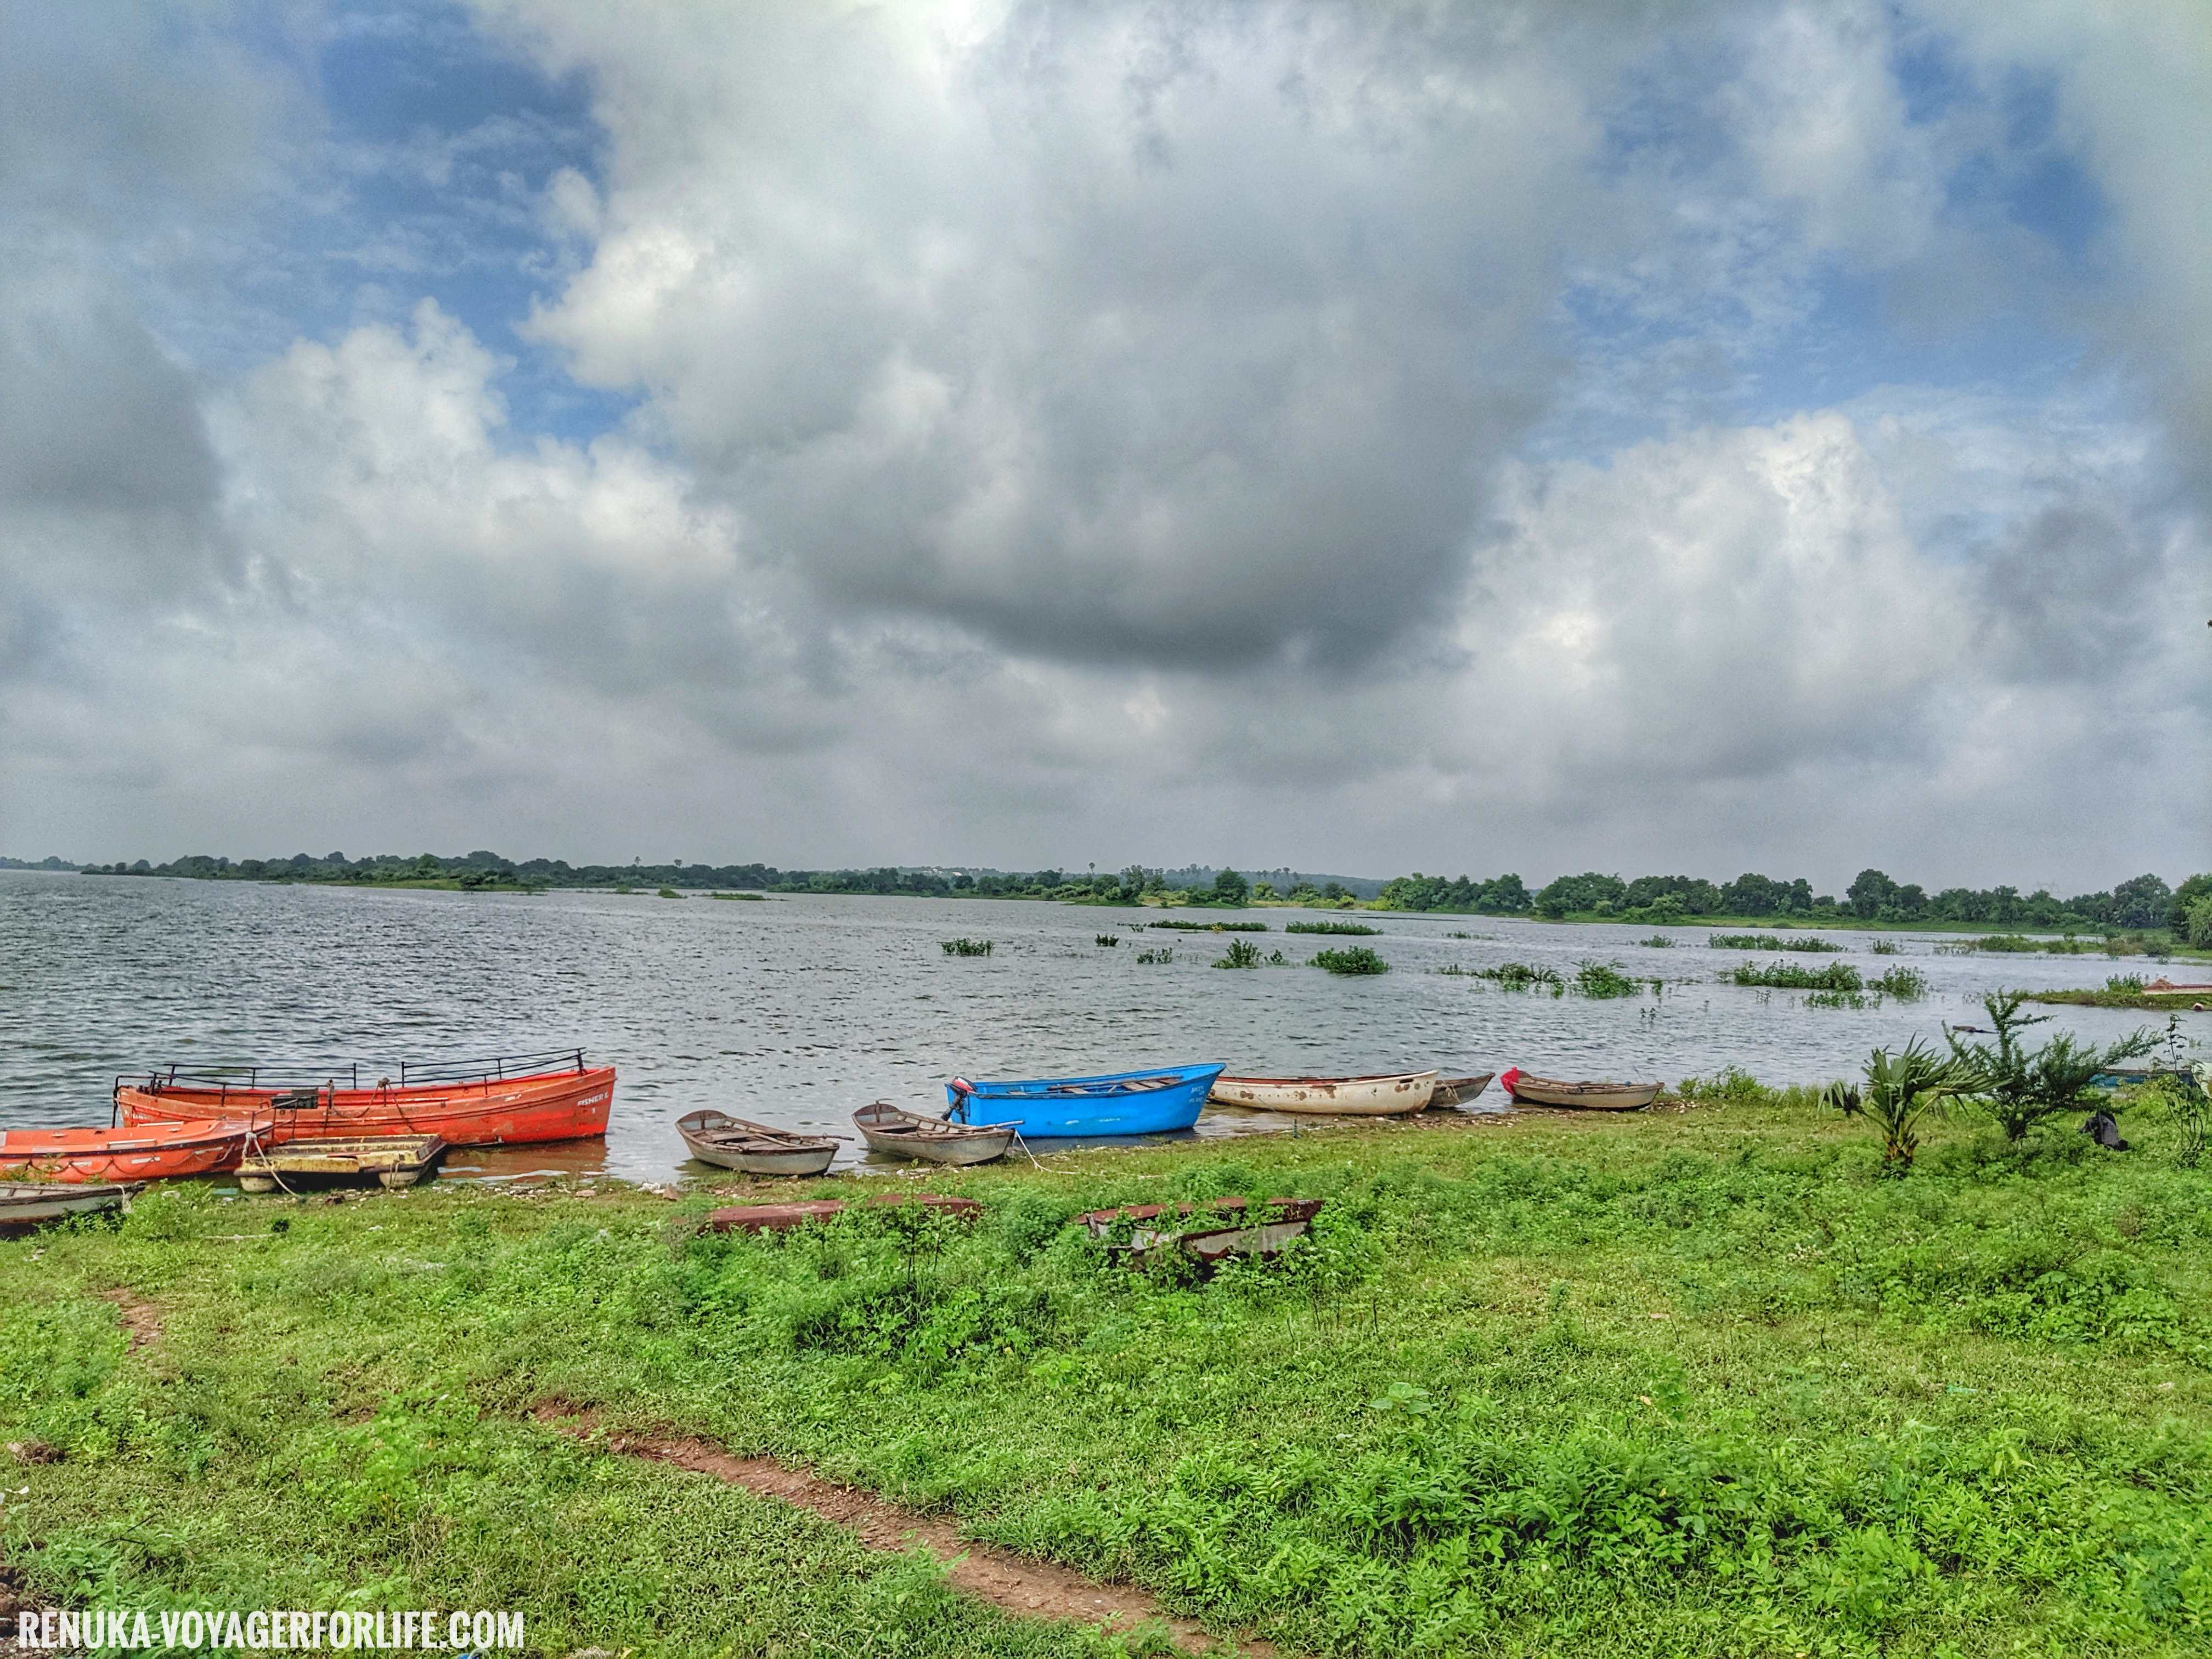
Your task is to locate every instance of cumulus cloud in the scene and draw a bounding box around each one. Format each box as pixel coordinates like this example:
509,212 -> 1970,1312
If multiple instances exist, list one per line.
1,0 -> 2204,883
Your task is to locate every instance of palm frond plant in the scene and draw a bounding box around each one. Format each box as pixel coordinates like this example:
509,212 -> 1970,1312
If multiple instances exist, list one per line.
1822,1039 -> 1968,1175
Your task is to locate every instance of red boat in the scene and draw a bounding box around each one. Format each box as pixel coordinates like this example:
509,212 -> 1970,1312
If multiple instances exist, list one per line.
116,1050 -> 614,1148
1,1118 -> 268,1184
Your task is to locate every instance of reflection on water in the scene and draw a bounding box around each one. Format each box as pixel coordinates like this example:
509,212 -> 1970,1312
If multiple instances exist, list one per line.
2,870 -> 2203,1183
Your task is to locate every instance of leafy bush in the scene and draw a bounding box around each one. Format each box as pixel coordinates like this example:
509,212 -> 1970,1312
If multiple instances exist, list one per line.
1149,919 -> 1268,932
1472,961 -> 1565,994
939,938 -> 993,956
1726,961 -> 1863,991
1310,946 -> 1389,975
1708,933 -> 1841,952
1212,939 -> 1262,969
1872,966 -> 1929,1000
1094,934 -> 1118,947
1946,991 -> 2158,1141
1573,961 -> 1641,998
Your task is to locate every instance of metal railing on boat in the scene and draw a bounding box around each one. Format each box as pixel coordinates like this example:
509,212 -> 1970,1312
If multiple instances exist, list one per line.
111,1049 -> 590,1121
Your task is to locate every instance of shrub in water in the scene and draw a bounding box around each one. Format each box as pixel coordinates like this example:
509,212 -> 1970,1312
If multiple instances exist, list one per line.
1149,919 -> 1268,932
1726,960 -> 1862,992
1872,966 -> 1929,1000
1310,946 -> 1389,975
1094,934 -> 1118,947
1284,921 -> 1381,936
1573,961 -> 1641,998
1135,947 -> 1173,964
1708,933 -> 1841,953
940,938 -> 993,956
1473,961 -> 1565,994
1213,939 -> 1262,969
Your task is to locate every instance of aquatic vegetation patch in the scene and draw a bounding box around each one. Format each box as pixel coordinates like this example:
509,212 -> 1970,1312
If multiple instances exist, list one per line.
1212,939 -> 1263,969
1869,938 -> 1899,955
1148,919 -> 1268,932
657,887 -> 681,898
708,891 -> 766,901
1093,934 -> 1118,947
1134,947 -> 1173,964
1637,934 -> 1675,948
1872,966 -> 1931,1000
1284,921 -> 1382,936
1724,960 -> 1863,992
939,938 -> 994,956
1573,961 -> 1642,998
1309,946 -> 1389,975
1707,933 -> 1842,952
1468,961 -> 1566,994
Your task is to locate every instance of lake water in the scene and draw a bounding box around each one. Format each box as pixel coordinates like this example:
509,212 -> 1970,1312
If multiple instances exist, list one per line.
2,871 -> 2203,1181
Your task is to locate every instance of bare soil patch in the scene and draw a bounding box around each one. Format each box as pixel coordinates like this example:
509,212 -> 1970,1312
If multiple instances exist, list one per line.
533,1402 -> 1271,1656
98,1289 -> 163,1351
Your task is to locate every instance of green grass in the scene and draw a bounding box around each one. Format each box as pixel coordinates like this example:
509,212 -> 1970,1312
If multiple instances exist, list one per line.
2028,989 -> 2208,1010
940,938 -> 994,956
5,1094 -> 2211,1657
1725,961 -> 1864,992
1147,919 -> 1268,933
1708,934 -> 1843,953
1573,961 -> 1643,998
1284,922 -> 1383,936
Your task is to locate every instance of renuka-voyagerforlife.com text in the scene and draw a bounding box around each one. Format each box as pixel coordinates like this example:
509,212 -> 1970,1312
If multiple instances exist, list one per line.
10,1609 -> 524,1650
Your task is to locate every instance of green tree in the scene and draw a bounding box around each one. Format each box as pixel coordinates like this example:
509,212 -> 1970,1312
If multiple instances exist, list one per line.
2188,896 -> 2212,950
1822,1039 -> 1966,1175
1946,992 -> 2159,1141
2169,872 -> 2212,935
1212,868 -> 1250,906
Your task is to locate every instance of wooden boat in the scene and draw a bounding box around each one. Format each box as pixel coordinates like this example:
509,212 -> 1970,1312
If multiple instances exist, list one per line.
237,1134 -> 445,1193
1425,1073 -> 1496,1109
116,1050 -> 612,1147
0,1118 -> 267,1184
1209,1070 -> 1437,1115
1498,1068 -> 1658,1111
852,1101 -> 1015,1166
946,1063 -> 1223,1137
1080,1197 -> 1325,1266
707,1194 -> 984,1233
0,1183 -> 138,1226
677,1109 -> 840,1176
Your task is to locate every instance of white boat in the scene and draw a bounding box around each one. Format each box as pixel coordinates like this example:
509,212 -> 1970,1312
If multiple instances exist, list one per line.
1,1183 -> 137,1226
1208,1070 -> 1438,1115
1425,1073 -> 1496,1108
1500,1069 -> 1658,1110
851,1101 -> 1015,1166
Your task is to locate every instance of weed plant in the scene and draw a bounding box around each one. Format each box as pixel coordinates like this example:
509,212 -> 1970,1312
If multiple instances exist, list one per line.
708,891 -> 766,901
1471,962 -> 1566,995
657,887 -> 681,898
1285,922 -> 1382,936
1093,934 -> 1118,947
1725,961 -> 1863,992
1637,935 -> 1674,948
1573,961 -> 1641,998
6,1092 -> 2212,1658
1212,940 -> 1262,969
1869,939 -> 1899,955
1946,991 -> 2159,1142
1148,920 -> 1268,933
1872,966 -> 1931,1001
940,938 -> 994,956
1133,948 -> 1172,964
1309,946 -> 1389,975
1708,934 -> 1842,953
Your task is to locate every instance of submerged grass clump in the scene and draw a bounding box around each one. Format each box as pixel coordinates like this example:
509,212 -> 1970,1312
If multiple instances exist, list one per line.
1093,934 -> 1118,947
708,891 -> 766,901
940,937 -> 994,956
1573,960 -> 1642,998
1470,961 -> 1566,995
1134,947 -> 1173,964
1309,945 -> 1389,975
1708,933 -> 1842,953
1284,921 -> 1382,936
1637,934 -> 1675,948
1725,960 -> 1863,992
1148,919 -> 1268,933
1874,965 -> 1931,1001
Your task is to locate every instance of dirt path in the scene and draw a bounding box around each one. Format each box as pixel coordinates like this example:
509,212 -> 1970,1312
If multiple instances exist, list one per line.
533,1403 -> 1272,1656
98,1290 -> 163,1352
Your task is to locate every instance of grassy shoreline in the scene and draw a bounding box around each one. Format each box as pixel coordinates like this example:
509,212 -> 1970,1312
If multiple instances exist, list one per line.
5,1092 -> 2210,1656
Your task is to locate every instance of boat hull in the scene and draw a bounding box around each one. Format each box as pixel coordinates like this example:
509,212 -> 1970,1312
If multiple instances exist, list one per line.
1,1182 -> 138,1224
1425,1074 -> 1496,1109
1502,1069 -> 1658,1111
1209,1070 -> 1437,1115
0,1119 -> 266,1183
118,1066 -> 613,1147
853,1103 -> 1015,1166
676,1110 -> 839,1176
947,1064 -> 1222,1137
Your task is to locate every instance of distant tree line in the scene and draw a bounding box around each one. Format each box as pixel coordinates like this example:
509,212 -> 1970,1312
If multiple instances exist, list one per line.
1378,866 -> 2207,934
65,851 -> 2210,938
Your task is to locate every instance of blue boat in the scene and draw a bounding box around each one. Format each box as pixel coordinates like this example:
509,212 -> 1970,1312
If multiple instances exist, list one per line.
945,1064 -> 1225,1137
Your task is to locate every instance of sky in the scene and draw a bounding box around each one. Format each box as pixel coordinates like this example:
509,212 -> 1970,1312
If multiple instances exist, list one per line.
1,0 -> 2205,891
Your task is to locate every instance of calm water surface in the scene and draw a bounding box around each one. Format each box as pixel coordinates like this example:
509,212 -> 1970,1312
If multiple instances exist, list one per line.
2,871 -> 2203,1181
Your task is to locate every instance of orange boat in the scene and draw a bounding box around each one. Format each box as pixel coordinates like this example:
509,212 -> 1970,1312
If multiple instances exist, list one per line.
1,1118 -> 268,1183
115,1050 -> 614,1148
